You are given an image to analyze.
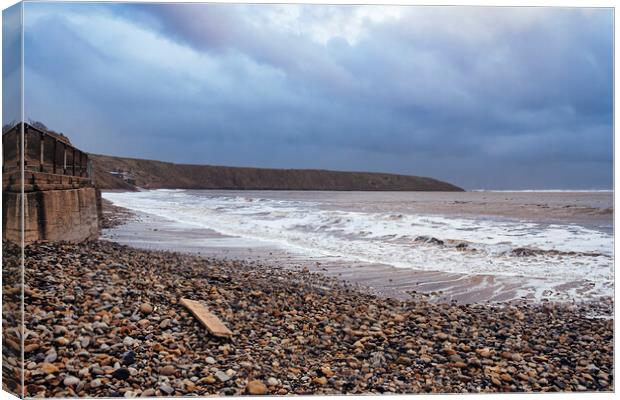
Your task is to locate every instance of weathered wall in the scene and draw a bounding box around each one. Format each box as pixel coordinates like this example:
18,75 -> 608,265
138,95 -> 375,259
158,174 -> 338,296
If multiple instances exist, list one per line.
2,190 -> 21,243
3,171 -> 101,244
3,187 -> 100,243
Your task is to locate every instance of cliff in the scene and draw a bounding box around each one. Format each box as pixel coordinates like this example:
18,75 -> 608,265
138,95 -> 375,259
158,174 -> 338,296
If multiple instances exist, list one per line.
90,154 -> 464,192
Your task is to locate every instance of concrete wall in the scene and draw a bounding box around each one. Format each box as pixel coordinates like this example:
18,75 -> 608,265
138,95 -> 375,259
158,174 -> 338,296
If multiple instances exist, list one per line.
3,171 -> 101,244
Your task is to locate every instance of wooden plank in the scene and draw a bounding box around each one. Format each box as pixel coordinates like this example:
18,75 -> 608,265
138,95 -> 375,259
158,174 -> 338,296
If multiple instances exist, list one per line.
180,298 -> 233,338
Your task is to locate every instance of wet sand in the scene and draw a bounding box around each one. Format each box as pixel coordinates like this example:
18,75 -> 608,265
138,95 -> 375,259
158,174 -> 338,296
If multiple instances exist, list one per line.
351,191 -> 612,229
101,206 -> 611,307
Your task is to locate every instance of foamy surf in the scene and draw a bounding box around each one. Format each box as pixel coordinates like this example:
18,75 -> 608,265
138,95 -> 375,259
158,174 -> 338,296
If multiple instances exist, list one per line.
103,189 -> 614,302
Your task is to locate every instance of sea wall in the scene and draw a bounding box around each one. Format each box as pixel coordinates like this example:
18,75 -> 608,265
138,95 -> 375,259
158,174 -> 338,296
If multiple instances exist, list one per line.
2,171 -> 101,244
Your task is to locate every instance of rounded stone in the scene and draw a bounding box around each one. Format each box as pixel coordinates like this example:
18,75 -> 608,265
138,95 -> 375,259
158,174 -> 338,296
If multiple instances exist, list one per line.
112,368 -> 131,381
139,303 -> 153,314
246,380 -> 268,395
159,365 -> 176,376
63,375 -> 80,387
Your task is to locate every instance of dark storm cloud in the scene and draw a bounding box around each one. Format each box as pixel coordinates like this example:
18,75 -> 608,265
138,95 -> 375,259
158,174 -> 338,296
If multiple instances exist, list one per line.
19,3 -> 613,189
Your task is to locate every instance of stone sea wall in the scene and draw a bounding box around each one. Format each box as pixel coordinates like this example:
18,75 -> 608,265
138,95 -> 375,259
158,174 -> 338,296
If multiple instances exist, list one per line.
2,171 -> 101,244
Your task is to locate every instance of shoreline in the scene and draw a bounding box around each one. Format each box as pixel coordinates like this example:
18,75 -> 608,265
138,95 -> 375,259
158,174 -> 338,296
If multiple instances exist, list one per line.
100,188 -> 613,229
100,198 -> 614,307
16,237 -> 614,396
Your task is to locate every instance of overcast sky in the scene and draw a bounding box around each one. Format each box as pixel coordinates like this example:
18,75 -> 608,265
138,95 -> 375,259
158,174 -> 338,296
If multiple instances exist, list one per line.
10,3 -> 614,189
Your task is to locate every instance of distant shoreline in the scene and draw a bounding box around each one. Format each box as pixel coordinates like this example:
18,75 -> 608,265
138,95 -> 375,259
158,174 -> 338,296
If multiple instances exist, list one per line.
90,153 -> 464,192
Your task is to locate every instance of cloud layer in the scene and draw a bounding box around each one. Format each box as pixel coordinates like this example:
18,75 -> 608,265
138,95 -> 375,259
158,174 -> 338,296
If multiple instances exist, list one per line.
19,3 -> 613,189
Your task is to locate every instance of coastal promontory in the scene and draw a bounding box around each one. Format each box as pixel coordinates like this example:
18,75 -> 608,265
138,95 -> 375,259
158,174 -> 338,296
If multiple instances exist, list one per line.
90,154 -> 464,192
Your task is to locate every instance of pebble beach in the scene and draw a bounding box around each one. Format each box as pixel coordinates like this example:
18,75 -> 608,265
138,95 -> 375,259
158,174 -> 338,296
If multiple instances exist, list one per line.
11,209 -> 614,397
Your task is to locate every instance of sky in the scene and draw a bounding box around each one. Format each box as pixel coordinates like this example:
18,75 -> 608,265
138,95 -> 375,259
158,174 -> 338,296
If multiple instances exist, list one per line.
4,2 -> 614,189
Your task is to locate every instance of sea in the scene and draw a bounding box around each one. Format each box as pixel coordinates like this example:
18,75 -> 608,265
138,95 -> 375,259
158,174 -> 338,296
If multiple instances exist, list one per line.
102,189 -> 613,304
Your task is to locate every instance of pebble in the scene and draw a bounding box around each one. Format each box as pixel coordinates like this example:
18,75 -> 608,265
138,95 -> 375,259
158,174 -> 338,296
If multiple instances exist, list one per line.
159,383 -> 174,395
121,350 -> 135,366
63,376 -> 80,387
44,350 -> 57,363
246,380 -> 268,395
159,365 -> 176,376
63,295 -> 75,303
313,376 -> 328,385
215,370 -> 231,382
112,368 -> 131,381
476,348 -> 492,358
9,239 -> 613,397
41,363 -> 59,374
139,303 -> 153,314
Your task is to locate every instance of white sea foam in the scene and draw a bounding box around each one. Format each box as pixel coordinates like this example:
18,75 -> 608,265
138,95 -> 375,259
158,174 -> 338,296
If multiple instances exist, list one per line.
104,190 -> 614,301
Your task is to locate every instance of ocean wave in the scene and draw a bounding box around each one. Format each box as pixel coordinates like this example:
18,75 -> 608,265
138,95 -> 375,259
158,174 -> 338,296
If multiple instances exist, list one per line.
103,190 -> 614,299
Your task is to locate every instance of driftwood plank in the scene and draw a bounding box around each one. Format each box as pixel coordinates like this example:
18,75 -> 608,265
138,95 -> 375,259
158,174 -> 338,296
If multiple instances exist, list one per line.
180,298 -> 233,338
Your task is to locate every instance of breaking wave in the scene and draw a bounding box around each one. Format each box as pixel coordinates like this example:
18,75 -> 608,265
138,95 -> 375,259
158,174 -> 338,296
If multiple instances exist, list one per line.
104,189 -> 614,300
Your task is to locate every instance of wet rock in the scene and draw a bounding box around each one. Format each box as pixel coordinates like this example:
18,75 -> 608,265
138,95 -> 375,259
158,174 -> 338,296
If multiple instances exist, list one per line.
415,236 -> 444,246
